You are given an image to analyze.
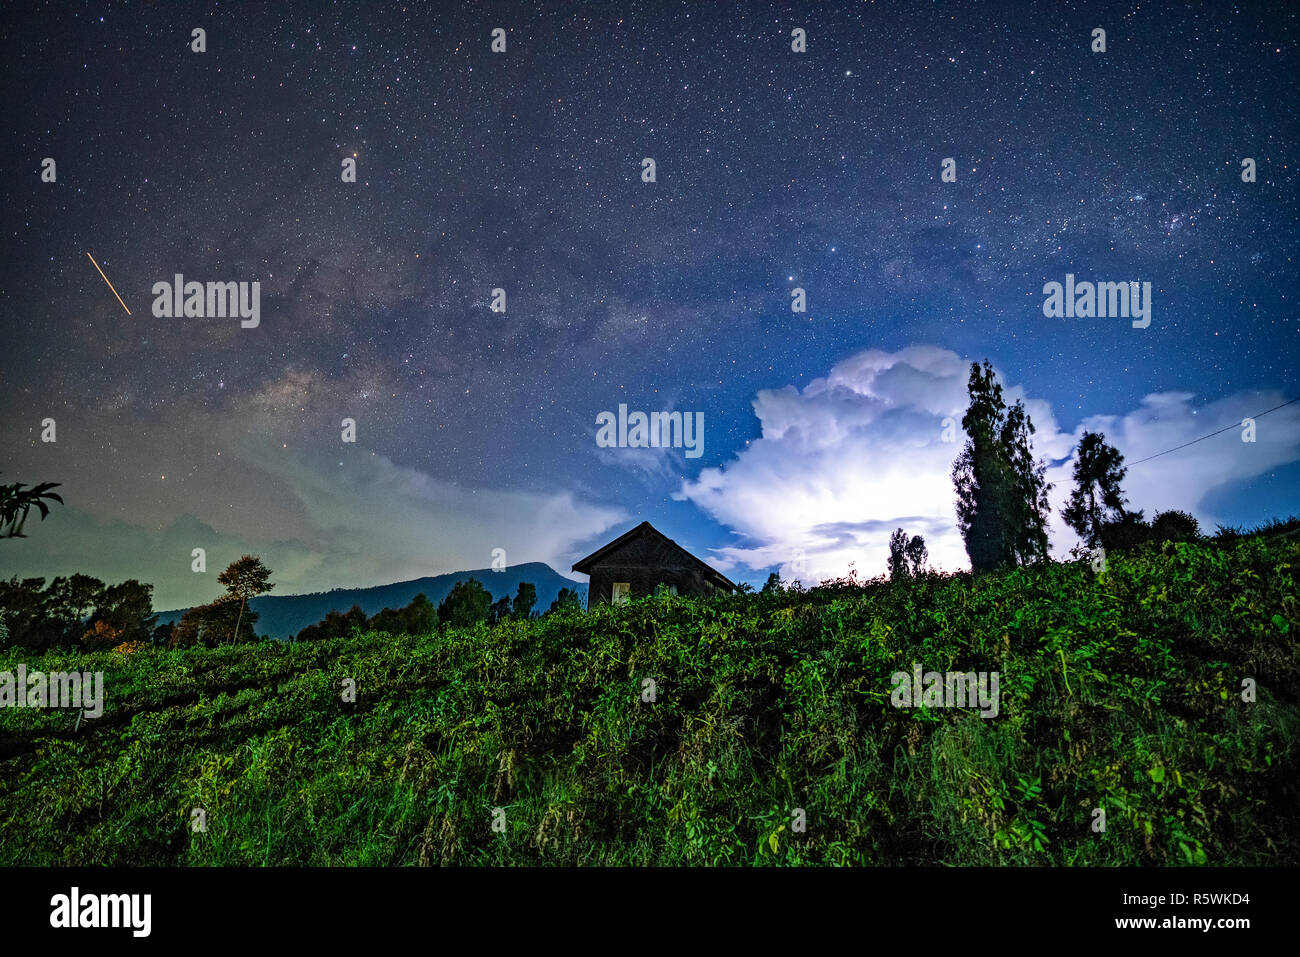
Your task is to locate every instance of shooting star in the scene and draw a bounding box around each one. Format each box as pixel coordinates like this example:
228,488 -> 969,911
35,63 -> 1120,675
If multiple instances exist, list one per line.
86,252 -> 131,315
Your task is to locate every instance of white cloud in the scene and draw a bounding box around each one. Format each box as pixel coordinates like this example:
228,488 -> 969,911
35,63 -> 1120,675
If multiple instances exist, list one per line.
678,345 -> 1300,584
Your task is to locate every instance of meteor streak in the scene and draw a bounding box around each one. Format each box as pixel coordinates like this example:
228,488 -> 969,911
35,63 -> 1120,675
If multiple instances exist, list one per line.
86,252 -> 131,315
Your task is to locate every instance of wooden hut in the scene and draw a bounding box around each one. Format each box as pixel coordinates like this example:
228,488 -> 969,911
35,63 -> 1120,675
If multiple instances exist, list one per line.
571,521 -> 737,608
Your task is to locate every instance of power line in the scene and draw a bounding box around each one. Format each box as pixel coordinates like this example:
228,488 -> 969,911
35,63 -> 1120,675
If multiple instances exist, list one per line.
1126,395 -> 1300,466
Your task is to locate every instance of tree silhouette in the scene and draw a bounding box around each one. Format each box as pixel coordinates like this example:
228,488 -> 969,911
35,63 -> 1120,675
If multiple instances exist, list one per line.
511,582 -> 537,620
1062,431 -> 1129,548
952,362 -> 1017,572
171,597 -> 242,648
402,593 -> 437,634
0,476 -> 63,539
438,578 -> 491,628
0,576 -> 51,649
0,574 -> 156,650
887,528 -> 911,580
904,534 -> 929,575
64,574 -> 105,627
889,530 -> 930,578
43,574 -> 105,645
487,594 -> 512,626
216,555 -> 275,644
89,579 -> 156,645
952,361 -> 1051,572
547,587 -> 582,613
1150,509 -> 1201,543
1099,510 -> 1150,552
1001,401 -> 1053,565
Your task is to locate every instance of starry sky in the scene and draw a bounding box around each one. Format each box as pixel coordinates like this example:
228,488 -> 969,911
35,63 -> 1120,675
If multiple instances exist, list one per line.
3,0 -> 1298,609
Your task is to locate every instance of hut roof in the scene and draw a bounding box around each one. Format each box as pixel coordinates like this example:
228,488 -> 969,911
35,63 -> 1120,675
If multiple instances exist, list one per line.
571,521 -> 737,591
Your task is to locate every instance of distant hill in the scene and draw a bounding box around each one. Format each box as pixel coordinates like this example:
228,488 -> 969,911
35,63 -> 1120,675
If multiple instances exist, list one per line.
155,562 -> 586,639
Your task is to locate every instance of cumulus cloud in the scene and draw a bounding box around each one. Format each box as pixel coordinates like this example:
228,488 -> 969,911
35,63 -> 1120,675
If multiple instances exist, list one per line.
678,345 -> 1300,584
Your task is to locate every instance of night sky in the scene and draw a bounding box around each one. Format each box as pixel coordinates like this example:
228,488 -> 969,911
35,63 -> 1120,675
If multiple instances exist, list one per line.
3,0 -> 1298,610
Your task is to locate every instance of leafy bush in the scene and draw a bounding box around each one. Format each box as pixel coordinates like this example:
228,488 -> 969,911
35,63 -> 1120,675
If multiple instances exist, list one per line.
1149,509 -> 1201,543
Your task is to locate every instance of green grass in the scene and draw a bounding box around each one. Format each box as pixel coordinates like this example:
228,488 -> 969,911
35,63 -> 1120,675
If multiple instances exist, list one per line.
1,534 -> 1297,865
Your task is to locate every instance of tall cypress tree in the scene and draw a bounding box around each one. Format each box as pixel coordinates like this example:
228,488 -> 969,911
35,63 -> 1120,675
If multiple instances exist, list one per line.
1001,400 -> 1053,565
951,361 -> 1052,572
953,362 -> 1013,572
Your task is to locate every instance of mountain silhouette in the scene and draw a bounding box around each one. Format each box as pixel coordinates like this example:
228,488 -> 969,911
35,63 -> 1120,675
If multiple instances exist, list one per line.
155,562 -> 586,639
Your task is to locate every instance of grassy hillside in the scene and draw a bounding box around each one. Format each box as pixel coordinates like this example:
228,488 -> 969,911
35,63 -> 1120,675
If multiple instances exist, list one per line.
1,535 -> 1297,866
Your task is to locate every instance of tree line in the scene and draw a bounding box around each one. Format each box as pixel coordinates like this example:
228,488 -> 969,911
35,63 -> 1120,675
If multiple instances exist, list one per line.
168,564 -> 583,646
291,578 -> 582,642
0,574 -> 158,651
0,543 -> 585,650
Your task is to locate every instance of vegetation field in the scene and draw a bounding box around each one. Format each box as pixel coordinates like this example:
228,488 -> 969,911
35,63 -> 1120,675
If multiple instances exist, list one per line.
1,535 -> 1297,866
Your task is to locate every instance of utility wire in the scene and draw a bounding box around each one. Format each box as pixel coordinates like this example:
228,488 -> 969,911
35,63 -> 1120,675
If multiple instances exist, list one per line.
1126,395 -> 1300,466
